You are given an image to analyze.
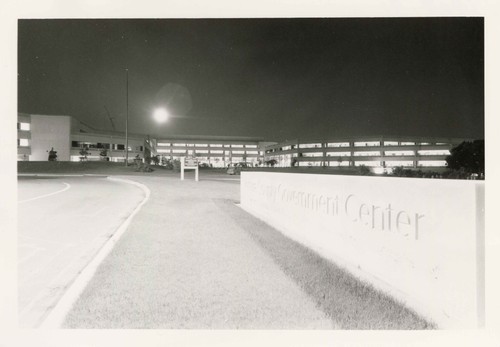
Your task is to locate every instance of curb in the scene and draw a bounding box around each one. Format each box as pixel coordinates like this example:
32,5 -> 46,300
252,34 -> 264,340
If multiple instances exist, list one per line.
18,173 -> 110,177
39,177 -> 151,329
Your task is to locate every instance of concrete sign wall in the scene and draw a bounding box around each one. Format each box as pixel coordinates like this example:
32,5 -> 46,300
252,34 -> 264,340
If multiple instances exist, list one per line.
241,172 -> 485,328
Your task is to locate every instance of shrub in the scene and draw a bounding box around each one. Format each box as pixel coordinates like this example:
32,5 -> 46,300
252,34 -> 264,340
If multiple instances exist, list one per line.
48,147 -> 58,161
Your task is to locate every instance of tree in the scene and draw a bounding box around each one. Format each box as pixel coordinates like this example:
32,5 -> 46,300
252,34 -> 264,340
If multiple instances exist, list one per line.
446,140 -> 484,175
79,146 -> 89,161
48,147 -> 57,161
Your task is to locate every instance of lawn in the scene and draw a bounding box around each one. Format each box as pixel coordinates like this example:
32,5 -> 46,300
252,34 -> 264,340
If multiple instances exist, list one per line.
217,200 -> 435,329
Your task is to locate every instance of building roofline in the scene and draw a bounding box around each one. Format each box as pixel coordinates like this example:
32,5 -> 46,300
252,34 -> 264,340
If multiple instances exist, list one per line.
156,134 -> 267,142
271,135 -> 479,145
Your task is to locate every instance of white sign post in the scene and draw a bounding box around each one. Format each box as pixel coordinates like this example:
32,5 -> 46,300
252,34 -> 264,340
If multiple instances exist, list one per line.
181,157 -> 199,181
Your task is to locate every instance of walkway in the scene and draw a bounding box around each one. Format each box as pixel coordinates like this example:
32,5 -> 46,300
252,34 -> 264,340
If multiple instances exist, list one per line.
62,175 -> 335,329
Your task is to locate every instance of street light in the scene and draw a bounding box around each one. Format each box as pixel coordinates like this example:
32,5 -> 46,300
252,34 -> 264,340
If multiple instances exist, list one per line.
153,107 -> 169,123
125,68 -> 129,166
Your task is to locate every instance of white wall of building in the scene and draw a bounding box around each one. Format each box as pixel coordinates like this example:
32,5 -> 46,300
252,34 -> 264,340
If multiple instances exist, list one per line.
29,115 -> 71,161
241,172 -> 485,328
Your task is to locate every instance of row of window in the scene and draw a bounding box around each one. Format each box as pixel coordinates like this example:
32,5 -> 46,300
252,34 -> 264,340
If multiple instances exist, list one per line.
157,148 -> 261,155
270,141 -> 451,152
71,141 -> 143,152
157,143 -> 258,148
299,149 -> 450,157
297,160 -> 447,167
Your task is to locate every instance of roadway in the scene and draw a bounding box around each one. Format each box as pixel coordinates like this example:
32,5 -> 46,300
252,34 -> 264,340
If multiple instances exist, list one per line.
17,175 -> 145,328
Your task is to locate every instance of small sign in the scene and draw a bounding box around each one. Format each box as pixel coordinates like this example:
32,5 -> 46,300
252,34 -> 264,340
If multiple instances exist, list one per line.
184,156 -> 198,167
181,156 -> 199,181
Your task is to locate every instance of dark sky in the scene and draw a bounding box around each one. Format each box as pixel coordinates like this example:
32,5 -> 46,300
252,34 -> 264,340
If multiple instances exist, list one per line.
18,18 -> 484,141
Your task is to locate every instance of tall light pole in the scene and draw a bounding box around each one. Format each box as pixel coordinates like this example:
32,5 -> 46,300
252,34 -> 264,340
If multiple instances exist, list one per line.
125,68 -> 129,166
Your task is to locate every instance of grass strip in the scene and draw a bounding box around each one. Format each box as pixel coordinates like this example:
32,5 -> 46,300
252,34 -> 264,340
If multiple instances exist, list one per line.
216,199 -> 435,329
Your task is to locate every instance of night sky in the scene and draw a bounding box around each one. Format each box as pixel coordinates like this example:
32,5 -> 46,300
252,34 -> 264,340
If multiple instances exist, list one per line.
18,18 -> 484,141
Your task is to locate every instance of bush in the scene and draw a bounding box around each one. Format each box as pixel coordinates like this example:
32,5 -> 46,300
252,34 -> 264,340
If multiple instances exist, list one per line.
48,147 -> 58,161
172,159 -> 181,172
151,155 -> 160,165
357,165 -> 370,175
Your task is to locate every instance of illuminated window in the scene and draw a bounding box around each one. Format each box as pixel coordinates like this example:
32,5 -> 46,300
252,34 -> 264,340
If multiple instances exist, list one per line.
383,141 -> 398,146
232,150 -> 245,154
299,143 -> 322,149
419,142 -> 431,145
354,161 -> 381,167
224,144 -> 231,148
172,149 -> 186,154
232,157 -> 243,161
173,143 -> 186,147
298,161 -> 322,167
246,151 -> 258,154
400,142 -> 415,146
385,161 -> 414,167
196,149 -> 208,153
281,145 -> 292,151
232,144 -> 244,148
195,144 -> 207,147
210,150 -> 223,154
326,151 -> 350,157
353,151 -> 380,156
418,161 -> 447,167
436,143 -> 449,145
157,142 -> 171,146
384,150 -> 414,156
186,144 -> 195,147
417,150 -> 450,156
19,122 -> 30,131
18,138 -> 29,147
209,144 -> 223,147
329,161 -> 349,166
245,144 -> 257,148
157,149 -> 171,153
354,141 -> 380,147
327,142 -> 349,148
302,152 -> 323,157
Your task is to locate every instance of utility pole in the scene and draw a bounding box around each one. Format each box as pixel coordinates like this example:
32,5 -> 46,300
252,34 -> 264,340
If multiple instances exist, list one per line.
104,106 -> 115,161
125,68 -> 129,166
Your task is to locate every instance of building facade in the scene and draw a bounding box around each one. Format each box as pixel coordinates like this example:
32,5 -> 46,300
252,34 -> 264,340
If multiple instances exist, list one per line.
264,136 -> 472,173
156,135 -> 274,168
17,113 -> 153,163
18,114 -> 473,173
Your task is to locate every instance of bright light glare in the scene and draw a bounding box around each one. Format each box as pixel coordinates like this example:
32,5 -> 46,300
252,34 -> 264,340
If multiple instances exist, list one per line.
153,108 -> 169,123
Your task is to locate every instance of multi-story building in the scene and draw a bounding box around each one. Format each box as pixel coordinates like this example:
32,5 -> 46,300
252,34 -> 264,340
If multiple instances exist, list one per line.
264,136 -> 473,173
156,135 -> 274,167
17,113 -> 153,163
17,113 -> 272,166
17,113 -> 473,173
